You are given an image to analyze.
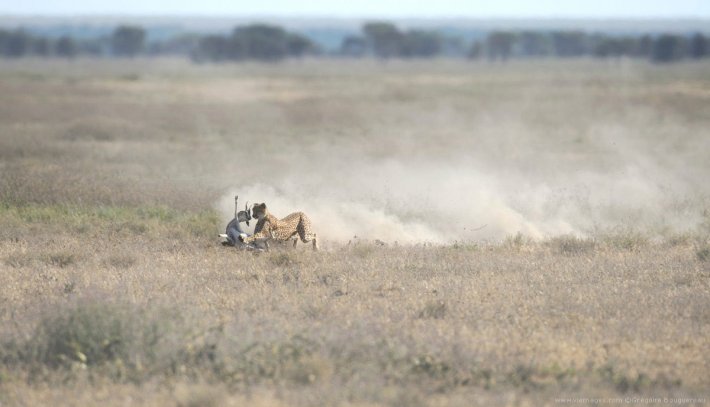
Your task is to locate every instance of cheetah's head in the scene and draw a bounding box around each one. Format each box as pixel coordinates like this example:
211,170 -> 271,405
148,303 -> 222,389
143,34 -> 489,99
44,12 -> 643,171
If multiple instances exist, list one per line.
252,203 -> 268,220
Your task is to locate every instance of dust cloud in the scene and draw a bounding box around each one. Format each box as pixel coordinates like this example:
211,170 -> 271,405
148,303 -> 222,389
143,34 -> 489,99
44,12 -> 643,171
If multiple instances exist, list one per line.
217,149 -> 707,244
214,63 -> 709,244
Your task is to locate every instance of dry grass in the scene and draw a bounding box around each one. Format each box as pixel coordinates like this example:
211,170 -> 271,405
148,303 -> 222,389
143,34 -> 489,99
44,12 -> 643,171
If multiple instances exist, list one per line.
0,58 -> 709,406
1,233 -> 708,406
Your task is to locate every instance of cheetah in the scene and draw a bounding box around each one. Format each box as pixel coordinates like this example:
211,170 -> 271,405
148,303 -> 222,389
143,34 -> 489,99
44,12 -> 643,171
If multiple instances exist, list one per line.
240,203 -> 318,250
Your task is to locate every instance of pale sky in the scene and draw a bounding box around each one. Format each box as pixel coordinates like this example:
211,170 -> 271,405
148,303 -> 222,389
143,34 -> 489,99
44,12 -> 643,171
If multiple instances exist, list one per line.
0,0 -> 710,18
1,0 -> 708,18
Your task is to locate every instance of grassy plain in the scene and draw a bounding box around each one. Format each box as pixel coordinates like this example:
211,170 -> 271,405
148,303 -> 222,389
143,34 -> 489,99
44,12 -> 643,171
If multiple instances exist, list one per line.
0,58 -> 709,406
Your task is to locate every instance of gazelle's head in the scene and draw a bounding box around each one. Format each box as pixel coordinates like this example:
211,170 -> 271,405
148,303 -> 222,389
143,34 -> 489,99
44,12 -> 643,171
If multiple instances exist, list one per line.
236,201 -> 252,226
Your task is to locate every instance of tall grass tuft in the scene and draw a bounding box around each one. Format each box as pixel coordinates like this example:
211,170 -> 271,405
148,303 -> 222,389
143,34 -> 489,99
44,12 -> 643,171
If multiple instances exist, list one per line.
697,244 -> 710,262
547,235 -> 597,255
4,299 -> 188,382
32,301 -> 145,368
600,231 -> 649,251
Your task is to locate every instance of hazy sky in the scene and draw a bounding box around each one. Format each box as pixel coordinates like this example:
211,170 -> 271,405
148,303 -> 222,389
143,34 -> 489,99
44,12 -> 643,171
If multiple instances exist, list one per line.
1,0 -> 708,18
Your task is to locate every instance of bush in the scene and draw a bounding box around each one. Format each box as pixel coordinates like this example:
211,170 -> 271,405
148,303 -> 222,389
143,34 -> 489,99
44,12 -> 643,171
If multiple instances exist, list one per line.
5,300 -> 187,381
600,231 -> 649,251
2,299 -> 332,386
232,335 -> 323,384
45,251 -> 78,268
503,232 -> 533,250
417,301 -> 447,319
34,301 -> 144,368
269,251 -> 300,267
3,252 -> 35,268
186,211 -> 220,238
105,254 -> 138,269
548,235 -> 597,255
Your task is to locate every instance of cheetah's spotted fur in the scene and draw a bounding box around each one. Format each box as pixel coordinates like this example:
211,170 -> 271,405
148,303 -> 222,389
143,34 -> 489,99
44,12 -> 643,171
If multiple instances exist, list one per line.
242,203 -> 318,250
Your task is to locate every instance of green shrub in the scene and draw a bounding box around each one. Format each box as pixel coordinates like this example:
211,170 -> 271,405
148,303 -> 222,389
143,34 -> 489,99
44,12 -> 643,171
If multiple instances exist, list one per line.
666,233 -> 693,247
136,206 -> 178,222
410,354 -> 450,379
105,254 -> 138,269
417,301 -> 447,319
35,301 -> 141,367
4,252 -> 35,268
231,335 -> 320,384
269,252 -> 298,267
3,300 -> 336,386
185,210 -> 220,238
597,363 -> 655,393
0,204 -> 221,242
697,245 -> 710,262
45,252 -> 77,268
11,300 -> 185,381
601,231 -> 649,251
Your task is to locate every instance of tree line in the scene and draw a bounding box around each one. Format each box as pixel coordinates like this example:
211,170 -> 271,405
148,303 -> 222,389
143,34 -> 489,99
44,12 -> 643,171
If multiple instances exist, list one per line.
468,30 -> 708,63
191,24 -> 317,61
0,26 -> 147,58
0,24 -> 316,61
1,22 -> 707,63
347,22 -> 708,63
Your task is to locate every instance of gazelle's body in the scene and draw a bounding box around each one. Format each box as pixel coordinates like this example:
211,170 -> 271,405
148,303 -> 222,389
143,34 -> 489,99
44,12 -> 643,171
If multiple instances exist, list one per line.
220,196 -> 254,248
224,216 -> 248,246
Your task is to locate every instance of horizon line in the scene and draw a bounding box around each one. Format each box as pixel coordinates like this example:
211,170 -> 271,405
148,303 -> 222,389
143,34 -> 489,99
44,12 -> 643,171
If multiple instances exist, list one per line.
2,13 -> 709,21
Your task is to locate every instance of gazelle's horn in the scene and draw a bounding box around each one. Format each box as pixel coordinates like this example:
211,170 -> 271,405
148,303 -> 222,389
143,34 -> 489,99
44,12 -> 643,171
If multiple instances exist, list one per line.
234,195 -> 239,218
245,201 -> 251,226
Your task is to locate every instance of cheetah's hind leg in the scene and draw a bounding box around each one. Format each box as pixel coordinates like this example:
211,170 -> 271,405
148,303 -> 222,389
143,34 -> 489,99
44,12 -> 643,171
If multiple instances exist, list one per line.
298,231 -> 318,251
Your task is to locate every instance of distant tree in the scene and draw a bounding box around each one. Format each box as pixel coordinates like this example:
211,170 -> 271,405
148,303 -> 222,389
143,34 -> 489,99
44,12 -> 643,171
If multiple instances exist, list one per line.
286,33 -> 318,57
233,24 -> 288,61
637,35 -> 653,58
79,38 -> 105,56
519,31 -> 552,57
192,35 -> 230,62
440,37 -> 467,57
226,34 -> 248,60
652,34 -> 686,63
593,36 -> 638,59
191,25 -> 317,62
467,41 -> 483,59
363,22 -> 402,59
689,33 -> 707,59
3,30 -> 33,57
486,31 -> 516,61
55,36 -> 77,58
148,34 -> 200,56
620,37 -> 641,57
340,35 -> 367,57
32,37 -> 50,56
551,31 -> 588,57
593,36 -> 614,58
111,25 -> 145,57
0,30 -> 8,55
400,30 -> 442,57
